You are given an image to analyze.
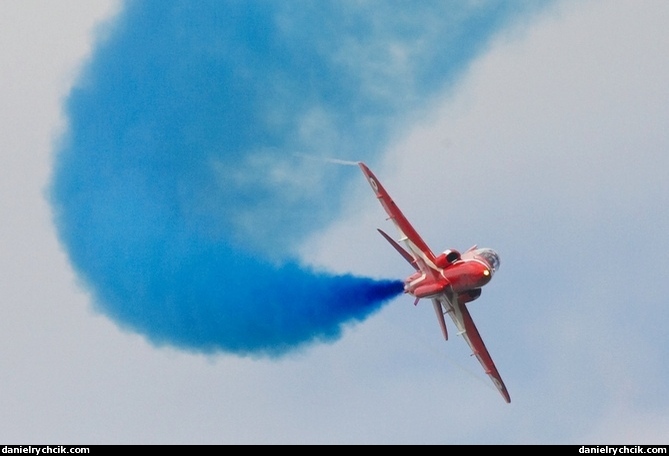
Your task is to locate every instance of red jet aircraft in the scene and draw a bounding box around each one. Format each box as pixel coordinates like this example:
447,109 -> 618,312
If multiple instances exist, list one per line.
359,162 -> 510,403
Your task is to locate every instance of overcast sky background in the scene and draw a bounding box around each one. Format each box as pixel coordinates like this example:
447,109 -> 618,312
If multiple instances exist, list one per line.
2,0 -> 668,444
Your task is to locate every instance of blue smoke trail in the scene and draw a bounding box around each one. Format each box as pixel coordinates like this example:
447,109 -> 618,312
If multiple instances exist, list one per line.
50,1 -> 550,355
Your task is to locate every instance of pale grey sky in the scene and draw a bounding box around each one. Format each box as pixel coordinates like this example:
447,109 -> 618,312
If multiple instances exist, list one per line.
1,0 -> 668,444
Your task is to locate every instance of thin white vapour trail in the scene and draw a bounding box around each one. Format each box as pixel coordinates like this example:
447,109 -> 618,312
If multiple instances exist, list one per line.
292,152 -> 360,166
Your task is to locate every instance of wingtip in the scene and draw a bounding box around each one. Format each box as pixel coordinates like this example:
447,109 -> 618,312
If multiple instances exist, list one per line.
501,388 -> 511,403
496,382 -> 511,404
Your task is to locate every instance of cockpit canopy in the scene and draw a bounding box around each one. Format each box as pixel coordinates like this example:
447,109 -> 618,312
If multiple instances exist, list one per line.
477,248 -> 500,273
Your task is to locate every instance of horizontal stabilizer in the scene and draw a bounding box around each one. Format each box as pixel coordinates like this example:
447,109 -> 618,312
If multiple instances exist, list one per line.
377,229 -> 419,271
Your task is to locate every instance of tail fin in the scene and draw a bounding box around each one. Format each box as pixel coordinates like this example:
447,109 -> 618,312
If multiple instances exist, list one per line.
432,299 -> 449,341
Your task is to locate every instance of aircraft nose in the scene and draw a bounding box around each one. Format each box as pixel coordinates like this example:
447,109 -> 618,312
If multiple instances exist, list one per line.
480,267 -> 493,285
478,248 -> 500,273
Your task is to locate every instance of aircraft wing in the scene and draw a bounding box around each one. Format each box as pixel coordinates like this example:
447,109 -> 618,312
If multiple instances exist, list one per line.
436,290 -> 511,403
361,163 -> 450,343
358,162 -> 438,275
